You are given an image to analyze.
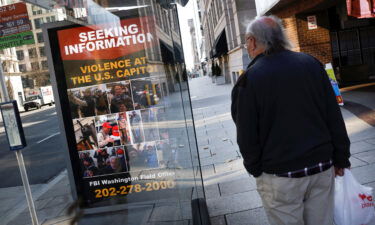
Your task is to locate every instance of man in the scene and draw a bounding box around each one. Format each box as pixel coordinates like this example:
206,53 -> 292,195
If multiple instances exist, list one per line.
103,156 -> 123,174
110,84 -> 134,113
97,122 -> 114,148
81,88 -> 96,117
231,16 -> 351,225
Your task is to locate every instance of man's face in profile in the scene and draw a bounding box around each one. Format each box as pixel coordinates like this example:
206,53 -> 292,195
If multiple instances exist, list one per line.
103,126 -> 110,134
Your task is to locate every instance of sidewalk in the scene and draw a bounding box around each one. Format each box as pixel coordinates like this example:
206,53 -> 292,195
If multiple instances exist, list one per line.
2,76 -> 375,225
189,76 -> 375,225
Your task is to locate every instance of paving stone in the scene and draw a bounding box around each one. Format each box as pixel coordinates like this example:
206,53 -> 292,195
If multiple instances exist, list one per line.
210,215 -> 227,225
206,190 -> 263,217
350,141 -> 375,154
200,158 -> 214,167
198,150 -> 213,159
365,138 -> 375,145
201,164 -> 215,178
150,202 -> 191,222
6,211 -> 32,225
35,198 -> 52,210
214,160 -> 246,174
353,150 -> 375,164
210,152 -> 240,164
204,184 -> 220,199
37,203 -> 70,224
365,181 -> 375,190
226,208 -> 270,225
350,155 -> 369,168
197,138 -> 209,147
352,164 -> 375,184
43,195 -> 73,209
145,221 -> 189,225
0,197 -> 21,213
219,177 -> 256,196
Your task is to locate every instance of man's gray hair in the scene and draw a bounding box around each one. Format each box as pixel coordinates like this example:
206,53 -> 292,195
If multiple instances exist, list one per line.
246,16 -> 292,55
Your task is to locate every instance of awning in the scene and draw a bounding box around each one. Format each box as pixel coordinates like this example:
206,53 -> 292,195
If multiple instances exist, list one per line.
160,41 -> 184,64
210,29 -> 228,58
160,41 -> 174,64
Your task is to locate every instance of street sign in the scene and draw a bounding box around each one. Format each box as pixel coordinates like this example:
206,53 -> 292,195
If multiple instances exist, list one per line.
0,2 -> 34,50
307,15 -> 317,30
0,100 -> 26,150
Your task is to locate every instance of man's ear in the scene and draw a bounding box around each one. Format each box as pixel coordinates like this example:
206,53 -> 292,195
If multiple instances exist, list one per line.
250,37 -> 257,51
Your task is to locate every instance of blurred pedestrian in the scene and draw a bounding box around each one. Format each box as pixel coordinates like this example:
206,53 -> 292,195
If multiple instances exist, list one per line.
231,15 -> 351,225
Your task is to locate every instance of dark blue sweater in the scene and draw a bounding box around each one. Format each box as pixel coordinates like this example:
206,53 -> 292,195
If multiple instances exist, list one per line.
231,50 -> 351,177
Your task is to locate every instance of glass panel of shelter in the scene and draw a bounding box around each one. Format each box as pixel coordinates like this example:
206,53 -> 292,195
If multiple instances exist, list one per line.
8,0 -> 205,224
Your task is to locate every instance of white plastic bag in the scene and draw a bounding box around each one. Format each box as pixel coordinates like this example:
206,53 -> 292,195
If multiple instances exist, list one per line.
334,169 -> 375,225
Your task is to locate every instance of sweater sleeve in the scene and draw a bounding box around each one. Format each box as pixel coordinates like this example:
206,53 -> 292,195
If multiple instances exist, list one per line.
231,76 -> 262,177
320,65 -> 351,168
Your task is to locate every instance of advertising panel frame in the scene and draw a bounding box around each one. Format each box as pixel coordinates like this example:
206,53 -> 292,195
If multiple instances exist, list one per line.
43,11 -> 187,215
43,19 -> 144,214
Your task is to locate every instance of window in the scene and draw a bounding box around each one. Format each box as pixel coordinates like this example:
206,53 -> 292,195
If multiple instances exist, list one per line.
39,47 -> 45,57
31,62 -> 39,70
28,48 -> 37,58
19,64 -> 27,72
41,61 -> 48,70
46,17 -> 51,23
16,50 -> 24,60
37,32 -> 44,43
34,18 -> 42,29
51,16 -> 56,22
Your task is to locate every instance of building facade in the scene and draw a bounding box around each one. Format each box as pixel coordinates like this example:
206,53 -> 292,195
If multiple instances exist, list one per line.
199,0 -> 257,85
256,0 -> 375,83
15,4 -> 66,96
188,18 -> 201,73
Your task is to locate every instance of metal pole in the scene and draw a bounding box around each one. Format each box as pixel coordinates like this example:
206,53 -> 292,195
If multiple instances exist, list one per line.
15,150 -> 39,225
0,58 -> 39,225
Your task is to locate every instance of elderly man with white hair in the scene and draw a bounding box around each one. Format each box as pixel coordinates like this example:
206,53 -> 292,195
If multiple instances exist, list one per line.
231,16 -> 351,225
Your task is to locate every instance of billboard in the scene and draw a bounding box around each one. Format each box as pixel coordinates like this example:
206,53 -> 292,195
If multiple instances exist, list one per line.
46,15 -> 179,208
0,2 -> 34,50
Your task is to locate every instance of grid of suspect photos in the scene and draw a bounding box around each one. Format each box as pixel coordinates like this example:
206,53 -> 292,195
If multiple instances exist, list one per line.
69,78 -> 170,179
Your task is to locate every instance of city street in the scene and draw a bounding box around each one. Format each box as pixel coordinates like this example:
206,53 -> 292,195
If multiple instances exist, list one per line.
0,105 -> 66,187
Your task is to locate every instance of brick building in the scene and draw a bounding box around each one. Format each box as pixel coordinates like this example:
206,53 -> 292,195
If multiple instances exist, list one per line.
256,0 -> 375,83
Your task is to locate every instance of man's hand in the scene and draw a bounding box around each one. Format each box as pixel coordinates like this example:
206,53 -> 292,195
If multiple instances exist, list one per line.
334,167 -> 345,177
106,137 -> 114,143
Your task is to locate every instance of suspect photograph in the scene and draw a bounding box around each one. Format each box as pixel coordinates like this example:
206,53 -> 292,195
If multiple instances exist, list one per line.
107,81 -> 134,113
95,114 -> 121,148
73,117 -> 98,151
126,110 -> 145,144
141,108 -> 160,142
117,112 -> 131,145
80,150 -> 98,178
126,141 -> 159,171
80,147 -> 129,178
131,79 -> 153,109
68,85 -> 109,119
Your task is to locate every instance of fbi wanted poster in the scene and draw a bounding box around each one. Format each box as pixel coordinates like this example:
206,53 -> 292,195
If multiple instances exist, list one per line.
53,16 -> 176,207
